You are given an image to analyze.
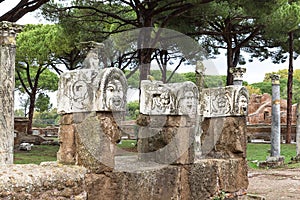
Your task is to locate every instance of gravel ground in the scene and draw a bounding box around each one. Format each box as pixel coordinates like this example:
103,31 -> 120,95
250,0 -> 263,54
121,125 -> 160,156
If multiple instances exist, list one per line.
248,168 -> 300,200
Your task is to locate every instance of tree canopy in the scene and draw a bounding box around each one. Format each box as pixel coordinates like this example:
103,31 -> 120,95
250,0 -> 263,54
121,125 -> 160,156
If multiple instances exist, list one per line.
0,0 -> 50,22
15,24 -> 59,133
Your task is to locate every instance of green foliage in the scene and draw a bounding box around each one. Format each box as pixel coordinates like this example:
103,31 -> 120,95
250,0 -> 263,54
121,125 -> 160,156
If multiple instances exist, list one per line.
33,109 -> 60,128
14,145 -> 59,164
245,85 -> 261,96
126,101 -> 139,120
35,93 -> 52,113
14,109 -> 25,117
251,69 -> 300,104
250,82 -> 272,95
126,70 -> 188,88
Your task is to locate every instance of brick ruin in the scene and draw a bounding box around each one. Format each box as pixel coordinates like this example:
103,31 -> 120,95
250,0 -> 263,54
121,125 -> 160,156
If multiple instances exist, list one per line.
248,93 -> 297,125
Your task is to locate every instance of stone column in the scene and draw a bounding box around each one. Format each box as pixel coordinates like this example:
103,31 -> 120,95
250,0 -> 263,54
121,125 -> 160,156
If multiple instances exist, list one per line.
270,74 -> 281,157
0,22 -> 21,164
195,61 -> 205,159
230,67 -> 246,86
296,103 -> 300,157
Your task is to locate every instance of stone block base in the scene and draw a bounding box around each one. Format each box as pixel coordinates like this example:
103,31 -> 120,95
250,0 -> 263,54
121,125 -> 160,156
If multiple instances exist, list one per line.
258,156 -> 285,168
0,157 -> 248,200
57,112 -> 122,173
137,114 -> 196,164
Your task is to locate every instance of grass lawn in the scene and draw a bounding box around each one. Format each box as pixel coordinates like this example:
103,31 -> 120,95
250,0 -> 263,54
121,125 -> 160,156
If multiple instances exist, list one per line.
117,139 -> 137,149
247,143 -> 300,169
14,145 -> 59,165
13,141 -> 300,169
13,140 -> 137,164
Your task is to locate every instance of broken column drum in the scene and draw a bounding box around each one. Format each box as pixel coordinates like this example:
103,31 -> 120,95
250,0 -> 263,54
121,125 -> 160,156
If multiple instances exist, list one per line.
270,74 -> 281,157
139,80 -> 199,164
57,65 -> 127,173
0,22 -> 21,164
230,67 -> 246,86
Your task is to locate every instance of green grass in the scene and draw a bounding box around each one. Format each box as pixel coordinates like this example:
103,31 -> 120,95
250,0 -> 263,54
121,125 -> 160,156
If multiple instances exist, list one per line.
13,141 -> 300,169
247,143 -> 300,169
117,139 -> 137,148
14,145 -> 59,164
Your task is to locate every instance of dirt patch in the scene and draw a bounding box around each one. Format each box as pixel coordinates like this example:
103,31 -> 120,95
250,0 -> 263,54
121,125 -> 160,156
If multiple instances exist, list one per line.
248,168 -> 300,199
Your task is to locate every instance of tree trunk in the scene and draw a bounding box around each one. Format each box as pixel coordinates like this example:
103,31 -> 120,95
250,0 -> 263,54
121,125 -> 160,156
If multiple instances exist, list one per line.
27,91 -> 37,135
139,48 -> 152,84
226,47 -> 234,86
138,24 -> 153,85
161,50 -> 168,83
286,31 -> 294,144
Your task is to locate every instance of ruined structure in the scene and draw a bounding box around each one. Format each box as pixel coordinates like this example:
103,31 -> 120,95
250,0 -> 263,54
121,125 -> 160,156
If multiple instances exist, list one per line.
0,21 -> 21,164
248,93 -> 297,125
0,39 -> 249,198
138,80 -> 198,164
57,65 -> 127,172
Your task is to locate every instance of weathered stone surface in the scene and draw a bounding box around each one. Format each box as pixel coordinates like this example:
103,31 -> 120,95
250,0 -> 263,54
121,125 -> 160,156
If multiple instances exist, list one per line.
0,162 -> 87,200
57,112 -> 122,172
202,86 -> 249,118
140,80 -> 198,116
201,117 -> 247,159
57,67 -> 127,114
14,117 -> 29,145
0,21 -> 21,164
230,67 -> 246,86
0,158 -> 248,200
57,123 -> 76,164
270,74 -> 281,158
59,113 -> 74,125
137,114 -> 196,164
136,114 -> 193,128
75,112 -> 121,173
113,156 -> 247,200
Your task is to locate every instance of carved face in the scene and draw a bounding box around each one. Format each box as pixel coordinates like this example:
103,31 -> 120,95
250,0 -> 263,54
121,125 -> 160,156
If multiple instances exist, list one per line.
73,81 -> 89,101
238,95 -> 248,114
180,91 -> 196,114
105,80 -> 124,110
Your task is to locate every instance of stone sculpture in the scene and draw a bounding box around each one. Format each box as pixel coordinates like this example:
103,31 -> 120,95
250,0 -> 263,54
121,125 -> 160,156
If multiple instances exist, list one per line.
230,67 -> 246,86
203,85 -> 249,118
140,80 -> 198,117
57,67 -> 127,114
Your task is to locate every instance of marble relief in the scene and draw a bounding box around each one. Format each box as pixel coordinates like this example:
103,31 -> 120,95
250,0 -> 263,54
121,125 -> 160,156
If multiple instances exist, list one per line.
140,80 -> 198,116
203,86 -> 249,118
57,67 -> 127,114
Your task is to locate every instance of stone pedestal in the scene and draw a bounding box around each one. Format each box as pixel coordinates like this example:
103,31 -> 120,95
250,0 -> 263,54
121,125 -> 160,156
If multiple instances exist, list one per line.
137,115 -> 196,164
58,111 -> 122,173
0,22 -> 21,164
57,66 -> 127,173
138,80 -> 198,164
201,116 -> 247,159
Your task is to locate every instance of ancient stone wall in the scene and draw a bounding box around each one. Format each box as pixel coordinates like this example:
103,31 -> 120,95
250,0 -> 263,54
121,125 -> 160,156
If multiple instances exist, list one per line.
248,93 -> 297,125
